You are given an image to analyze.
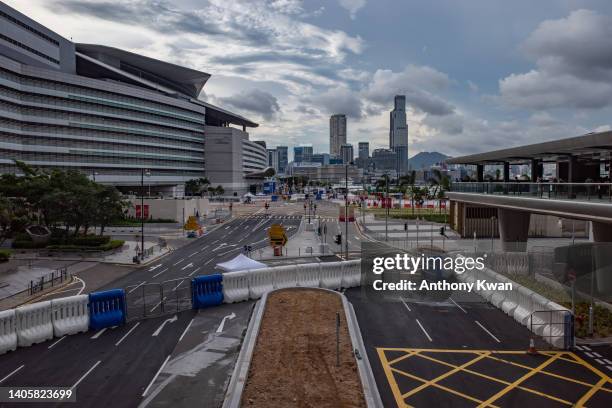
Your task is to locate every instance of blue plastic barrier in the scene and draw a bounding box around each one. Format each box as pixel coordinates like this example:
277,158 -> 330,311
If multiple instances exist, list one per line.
192,274 -> 224,309
88,289 -> 126,330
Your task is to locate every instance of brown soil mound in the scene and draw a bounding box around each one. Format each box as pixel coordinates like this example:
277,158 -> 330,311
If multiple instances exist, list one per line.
241,289 -> 366,408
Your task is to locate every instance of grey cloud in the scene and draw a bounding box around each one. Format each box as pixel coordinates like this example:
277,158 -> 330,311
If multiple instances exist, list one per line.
216,89 -> 281,121
364,66 -> 454,116
309,87 -> 363,119
500,9 -> 612,110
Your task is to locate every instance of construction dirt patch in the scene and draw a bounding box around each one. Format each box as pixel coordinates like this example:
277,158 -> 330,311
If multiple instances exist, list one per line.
241,288 -> 366,408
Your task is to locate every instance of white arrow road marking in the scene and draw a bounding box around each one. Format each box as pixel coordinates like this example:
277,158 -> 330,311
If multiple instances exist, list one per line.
148,264 -> 163,272
181,262 -> 194,270
216,312 -> 236,333
152,315 -> 178,337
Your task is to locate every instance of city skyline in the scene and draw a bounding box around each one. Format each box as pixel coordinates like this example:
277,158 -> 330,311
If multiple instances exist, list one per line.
7,0 -> 612,158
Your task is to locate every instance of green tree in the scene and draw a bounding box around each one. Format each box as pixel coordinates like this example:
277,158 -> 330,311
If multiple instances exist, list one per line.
94,185 -> 128,235
185,177 -> 210,196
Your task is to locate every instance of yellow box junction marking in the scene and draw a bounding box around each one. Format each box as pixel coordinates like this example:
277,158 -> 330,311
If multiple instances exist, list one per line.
377,348 -> 612,408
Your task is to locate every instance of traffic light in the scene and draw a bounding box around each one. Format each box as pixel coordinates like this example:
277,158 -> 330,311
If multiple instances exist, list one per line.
334,234 -> 342,245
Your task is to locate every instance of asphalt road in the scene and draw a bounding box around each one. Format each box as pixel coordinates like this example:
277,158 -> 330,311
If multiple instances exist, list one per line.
0,212 -> 302,408
347,286 -> 612,407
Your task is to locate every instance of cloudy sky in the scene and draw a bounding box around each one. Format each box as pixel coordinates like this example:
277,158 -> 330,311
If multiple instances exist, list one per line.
8,0 -> 612,159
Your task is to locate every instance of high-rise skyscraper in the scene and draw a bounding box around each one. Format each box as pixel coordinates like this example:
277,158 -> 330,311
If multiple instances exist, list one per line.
276,146 -> 288,174
330,114 -> 347,157
358,142 -> 369,161
390,95 -> 409,174
294,145 -> 313,163
340,144 -> 354,164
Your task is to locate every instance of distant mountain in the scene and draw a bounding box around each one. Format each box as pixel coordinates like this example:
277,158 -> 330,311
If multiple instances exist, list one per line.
409,151 -> 450,169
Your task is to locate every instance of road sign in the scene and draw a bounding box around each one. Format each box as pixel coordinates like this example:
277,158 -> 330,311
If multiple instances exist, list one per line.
268,223 -> 287,247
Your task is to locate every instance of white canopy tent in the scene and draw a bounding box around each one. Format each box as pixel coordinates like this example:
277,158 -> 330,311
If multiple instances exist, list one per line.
216,254 -> 267,272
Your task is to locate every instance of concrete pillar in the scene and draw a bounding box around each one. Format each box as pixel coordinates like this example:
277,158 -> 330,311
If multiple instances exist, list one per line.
592,221 -> 612,242
530,159 -> 542,181
497,209 -> 530,252
503,162 -> 510,182
476,164 -> 484,182
449,200 -> 455,230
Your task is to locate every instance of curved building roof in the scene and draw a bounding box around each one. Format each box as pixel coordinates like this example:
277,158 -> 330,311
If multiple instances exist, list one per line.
76,43 -> 210,98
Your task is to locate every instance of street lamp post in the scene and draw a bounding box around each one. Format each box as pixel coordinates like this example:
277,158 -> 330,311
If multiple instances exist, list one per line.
140,168 -> 151,261
345,164 -> 349,259
385,173 -> 389,242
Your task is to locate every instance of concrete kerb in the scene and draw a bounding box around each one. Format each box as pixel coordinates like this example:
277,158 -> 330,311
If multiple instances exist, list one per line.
222,287 -> 382,408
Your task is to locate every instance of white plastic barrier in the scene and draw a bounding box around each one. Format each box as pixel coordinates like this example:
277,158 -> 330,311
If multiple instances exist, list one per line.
500,284 -> 519,316
528,295 -> 568,348
51,295 -> 89,337
486,270 -> 508,309
320,262 -> 343,290
274,265 -> 299,290
0,309 -> 17,355
223,270 -> 250,303
297,263 -> 320,288
16,301 -> 53,347
249,268 -> 275,300
341,260 -> 362,288
512,286 -> 535,326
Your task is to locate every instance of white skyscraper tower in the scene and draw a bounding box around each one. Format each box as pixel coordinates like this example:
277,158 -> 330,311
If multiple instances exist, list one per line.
390,95 -> 409,174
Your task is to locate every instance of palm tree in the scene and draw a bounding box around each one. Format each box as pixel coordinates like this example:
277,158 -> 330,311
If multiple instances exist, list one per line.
429,169 -> 450,213
399,171 -> 417,214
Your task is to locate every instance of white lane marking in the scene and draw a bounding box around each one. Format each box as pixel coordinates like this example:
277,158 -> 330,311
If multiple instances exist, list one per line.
148,264 -> 163,272
188,267 -> 201,277
400,298 -> 411,312
150,297 -> 167,312
152,268 -> 168,278
90,328 -> 107,339
181,262 -> 194,270
172,280 -> 186,291
0,365 -> 24,384
604,359 -> 612,364
574,345 -> 583,350
583,346 -> 591,351
152,315 -> 178,337
607,366 -> 612,371
225,226 -> 230,230
48,335 -> 66,349
585,352 -> 594,358
592,352 -> 602,358
415,319 -> 432,342
172,258 -> 185,266
204,258 -> 215,265
596,359 -> 605,365
142,355 -> 171,397
216,313 -> 236,333
178,318 -> 195,342
218,248 -> 240,256
449,297 -> 467,314
128,281 -> 147,294
71,360 -> 101,390
212,243 -> 227,251
115,322 -> 141,346
188,251 -> 198,258
475,320 -> 501,343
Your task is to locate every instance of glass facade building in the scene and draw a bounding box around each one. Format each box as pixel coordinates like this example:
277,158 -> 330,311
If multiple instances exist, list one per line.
0,2 -> 257,196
